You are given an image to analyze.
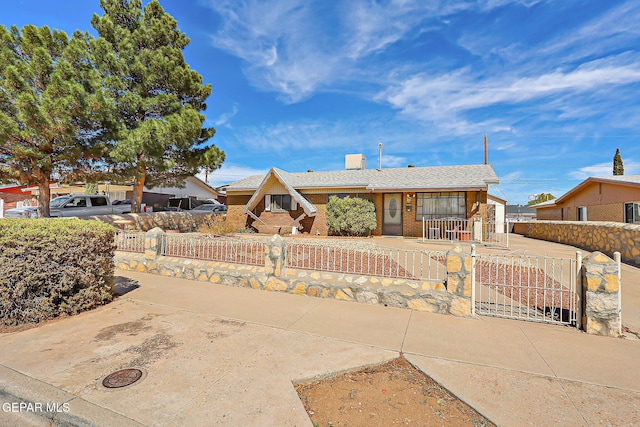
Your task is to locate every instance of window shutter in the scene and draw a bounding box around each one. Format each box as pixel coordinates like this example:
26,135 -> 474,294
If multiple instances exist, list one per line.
265,195 -> 271,212
291,198 -> 298,211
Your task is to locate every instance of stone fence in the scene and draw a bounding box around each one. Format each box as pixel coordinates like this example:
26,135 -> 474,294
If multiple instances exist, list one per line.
116,233 -> 473,317
115,231 -> 622,336
512,220 -> 640,265
87,211 -> 218,232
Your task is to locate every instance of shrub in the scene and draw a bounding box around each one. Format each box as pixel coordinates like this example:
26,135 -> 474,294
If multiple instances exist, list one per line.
326,196 -> 377,237
197,214 -> 244,235
0,218 -> 115,326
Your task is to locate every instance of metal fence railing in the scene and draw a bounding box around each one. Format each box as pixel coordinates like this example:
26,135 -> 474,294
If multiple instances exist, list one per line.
286,242 -> 447,281
422,217 -> 472,241
422,217 -> 509,248
472,246 -> 580,326
114,230 -> 146,253
160,233 -> 265,266
114,232 -> 447,281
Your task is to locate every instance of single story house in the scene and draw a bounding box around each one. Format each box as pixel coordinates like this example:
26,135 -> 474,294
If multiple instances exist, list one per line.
487,194 -> 507,233
533,175 -> 640,223
225,159 -> 499,237
19,176 -> 224,212
146,176 -> 226,204
506,204 -> 536,222
0,184 -> 34,218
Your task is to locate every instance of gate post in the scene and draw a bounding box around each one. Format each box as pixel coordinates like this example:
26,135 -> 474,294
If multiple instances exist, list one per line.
446,245 -> 473,316
265,234 -> 287,277
581,251 -> 621,337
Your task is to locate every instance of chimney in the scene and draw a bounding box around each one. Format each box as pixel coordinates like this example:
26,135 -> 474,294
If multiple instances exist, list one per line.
345,154 -> 366,170
378,143 -> 383,170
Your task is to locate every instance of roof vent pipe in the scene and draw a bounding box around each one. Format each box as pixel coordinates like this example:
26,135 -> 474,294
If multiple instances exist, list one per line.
378,143 -> 382,171
407,164 -> 415,168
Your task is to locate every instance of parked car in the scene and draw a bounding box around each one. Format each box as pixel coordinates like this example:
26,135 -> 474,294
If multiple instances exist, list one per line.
166,197 -> 219,211
4,205 -> 39,218
191,203 -> 227,213
4,195 -> 142,218
48,195 -> 132,217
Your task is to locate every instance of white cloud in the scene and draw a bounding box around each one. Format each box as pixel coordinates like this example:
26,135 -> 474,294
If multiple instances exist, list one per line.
203,0 -> 504,103
214,105 -> 238,128
569,161 -> 640,180
377,54 -> 640,132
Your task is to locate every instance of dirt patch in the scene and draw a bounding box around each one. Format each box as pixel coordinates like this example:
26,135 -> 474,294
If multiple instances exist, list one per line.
295,356 -> 494,426
125,332 -> 179,367
93,316 -> 156,341
206,318 -> 246,340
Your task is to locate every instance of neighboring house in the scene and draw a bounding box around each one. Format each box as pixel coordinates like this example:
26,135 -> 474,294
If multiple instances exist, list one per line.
533,175 -> 640,223
19,176 -> 224,212
0,184 -> 33,218
487,194 -> 507,233
146,176 -> 226,204
22,183 -> 133,201
506,204 -> 536,222
225,157 -> 499,237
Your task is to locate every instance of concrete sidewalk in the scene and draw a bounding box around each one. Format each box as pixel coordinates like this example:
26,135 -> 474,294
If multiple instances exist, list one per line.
1,269 -> 639,426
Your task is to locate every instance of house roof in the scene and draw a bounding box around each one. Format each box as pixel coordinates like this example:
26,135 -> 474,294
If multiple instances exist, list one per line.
506,204 -> 536,214
488,193 -> 507,204
243,168 -> 318,216
228,164 -> 499,192
534,175 -> 640,210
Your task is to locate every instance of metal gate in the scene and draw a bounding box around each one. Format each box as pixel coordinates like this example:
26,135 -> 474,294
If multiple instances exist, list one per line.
472,247 -> 581,327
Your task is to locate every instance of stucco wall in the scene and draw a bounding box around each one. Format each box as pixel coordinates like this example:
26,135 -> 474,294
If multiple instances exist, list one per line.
512,221 -> 640,265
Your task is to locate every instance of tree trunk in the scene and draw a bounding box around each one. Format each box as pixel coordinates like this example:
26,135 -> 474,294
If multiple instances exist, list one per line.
131,165 -> 146,213
37,179 -> 51,218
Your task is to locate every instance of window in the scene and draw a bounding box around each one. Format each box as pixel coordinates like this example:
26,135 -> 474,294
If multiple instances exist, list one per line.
415,192 -> 466,220
90,196 -> 108,206
577,206 -> 587,221
625,202 -> 640,224
66,197 -> 86,208
265,194 -> 293,212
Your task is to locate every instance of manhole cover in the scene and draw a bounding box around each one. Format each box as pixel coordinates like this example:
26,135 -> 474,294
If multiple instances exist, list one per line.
102,368 -> 143,389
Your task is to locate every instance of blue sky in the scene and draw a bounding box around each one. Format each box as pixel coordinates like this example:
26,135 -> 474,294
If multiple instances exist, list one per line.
3,0 -> 640,204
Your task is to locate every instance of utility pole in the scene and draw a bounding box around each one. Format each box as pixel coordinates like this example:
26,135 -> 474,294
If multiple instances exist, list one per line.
484,135 -> 488,164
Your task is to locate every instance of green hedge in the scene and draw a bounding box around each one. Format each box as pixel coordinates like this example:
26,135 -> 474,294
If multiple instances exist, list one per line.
0,218 -> 115,326
326,196 -> 377,237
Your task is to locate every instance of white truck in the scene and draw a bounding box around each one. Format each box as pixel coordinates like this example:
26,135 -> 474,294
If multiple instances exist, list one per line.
5,195 -> 132,218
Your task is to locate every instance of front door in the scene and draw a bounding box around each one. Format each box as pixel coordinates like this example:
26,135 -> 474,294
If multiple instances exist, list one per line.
382,193 -> 403,235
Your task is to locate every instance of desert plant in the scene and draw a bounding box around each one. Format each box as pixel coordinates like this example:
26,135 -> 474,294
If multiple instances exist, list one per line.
197,214 -> 243,235
326,196 -> 377,237
0,218 -> 115,326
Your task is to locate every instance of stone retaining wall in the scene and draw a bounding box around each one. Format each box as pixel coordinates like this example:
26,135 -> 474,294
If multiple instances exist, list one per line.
87,211 -> 218,232
512,221 -> 640,265
114,231 -> 622,335
115,234 -> 472,317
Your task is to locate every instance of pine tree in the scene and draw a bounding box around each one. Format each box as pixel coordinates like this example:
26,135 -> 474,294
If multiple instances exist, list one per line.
91,0 -> 224,212
613,148 -> 624,176
0,25 -> 108,217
